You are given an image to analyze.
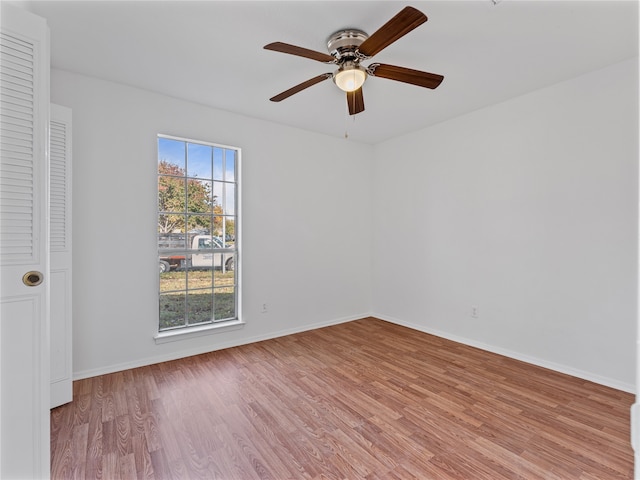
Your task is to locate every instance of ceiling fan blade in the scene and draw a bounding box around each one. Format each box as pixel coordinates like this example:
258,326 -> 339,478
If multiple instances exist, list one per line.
264,42 -> 335,63
369,63 -> 444,89
269,74 -> 332,102
346,87 -> 365,115
357,6 -> 427,58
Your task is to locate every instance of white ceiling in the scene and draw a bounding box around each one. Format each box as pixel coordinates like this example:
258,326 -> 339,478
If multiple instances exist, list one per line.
11,0 -> 639,144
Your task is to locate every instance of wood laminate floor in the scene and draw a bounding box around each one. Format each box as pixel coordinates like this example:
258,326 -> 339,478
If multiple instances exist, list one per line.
51,318 -> 634,479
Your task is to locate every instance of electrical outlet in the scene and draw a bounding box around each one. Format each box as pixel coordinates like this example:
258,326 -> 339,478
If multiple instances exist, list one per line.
261,303 -> 268,313
471,306 -> 479,318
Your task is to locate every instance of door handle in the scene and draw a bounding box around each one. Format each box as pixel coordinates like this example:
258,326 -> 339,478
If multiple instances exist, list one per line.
22,271 -> 43,287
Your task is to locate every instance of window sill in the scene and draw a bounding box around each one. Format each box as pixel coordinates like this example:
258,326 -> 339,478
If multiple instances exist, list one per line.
154,319 -> 245,344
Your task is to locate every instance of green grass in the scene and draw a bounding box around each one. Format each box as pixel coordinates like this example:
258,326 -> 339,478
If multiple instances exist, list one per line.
159,270 -> 236,330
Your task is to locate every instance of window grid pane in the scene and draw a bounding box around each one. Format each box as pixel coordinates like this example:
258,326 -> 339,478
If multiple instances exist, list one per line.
158,135 -> 239,332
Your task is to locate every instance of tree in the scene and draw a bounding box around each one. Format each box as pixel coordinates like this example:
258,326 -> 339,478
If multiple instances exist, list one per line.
225,219 -> 235,237
212,205 -> 224,236
158,160 -> 217,233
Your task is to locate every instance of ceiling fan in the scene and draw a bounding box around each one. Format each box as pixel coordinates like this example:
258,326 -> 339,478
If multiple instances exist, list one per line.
264,6 -> 444,116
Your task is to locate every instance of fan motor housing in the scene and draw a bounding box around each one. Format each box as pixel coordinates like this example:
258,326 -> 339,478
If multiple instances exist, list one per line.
327,29 -> 368,60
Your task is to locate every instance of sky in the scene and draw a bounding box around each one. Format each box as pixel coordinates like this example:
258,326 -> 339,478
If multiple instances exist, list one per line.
158,136 -> 237,215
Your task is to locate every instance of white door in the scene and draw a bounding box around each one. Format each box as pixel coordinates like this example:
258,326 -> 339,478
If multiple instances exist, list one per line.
0,5 -> 51,479
50,104 -> 72,408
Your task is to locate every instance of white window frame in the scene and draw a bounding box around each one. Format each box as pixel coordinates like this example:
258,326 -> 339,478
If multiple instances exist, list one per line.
154,134 -> 242,343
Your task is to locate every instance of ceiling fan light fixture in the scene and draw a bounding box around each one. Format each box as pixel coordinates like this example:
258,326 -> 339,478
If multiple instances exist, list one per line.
265,6 -> 442,114
333,64 -> 367,92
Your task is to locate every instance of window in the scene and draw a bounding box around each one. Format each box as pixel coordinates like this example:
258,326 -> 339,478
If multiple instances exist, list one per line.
157,135 -> 239,332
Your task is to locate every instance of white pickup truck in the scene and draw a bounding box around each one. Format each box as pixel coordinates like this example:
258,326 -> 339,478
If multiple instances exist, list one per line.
159,234 -> 234,273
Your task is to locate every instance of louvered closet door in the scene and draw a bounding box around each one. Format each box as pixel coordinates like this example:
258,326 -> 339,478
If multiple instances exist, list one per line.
50,104 -> 72,408
0,5 -> 50,479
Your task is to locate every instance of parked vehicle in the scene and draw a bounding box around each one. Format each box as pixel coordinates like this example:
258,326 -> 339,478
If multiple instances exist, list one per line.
159,234 -> 234,273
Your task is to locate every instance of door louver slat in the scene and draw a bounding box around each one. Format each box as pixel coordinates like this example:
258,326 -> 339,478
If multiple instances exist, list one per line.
0,31 -> 35,262
50,120 -> 68,251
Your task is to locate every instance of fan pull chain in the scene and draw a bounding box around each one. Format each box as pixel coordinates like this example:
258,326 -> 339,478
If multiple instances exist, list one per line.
344,107 -> 357,140
344,106 -> 349,139
344,107 -> 351,139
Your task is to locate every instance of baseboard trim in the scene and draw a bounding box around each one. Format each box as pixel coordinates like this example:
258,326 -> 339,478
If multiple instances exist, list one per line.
73,312 -> 371,381
74,312 -> 634,394
373,313 -> 635,394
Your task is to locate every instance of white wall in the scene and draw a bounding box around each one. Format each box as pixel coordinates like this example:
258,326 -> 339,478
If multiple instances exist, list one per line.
51,69 -> 374,378
372,58 -> 638,391
53,57 -> 638,391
